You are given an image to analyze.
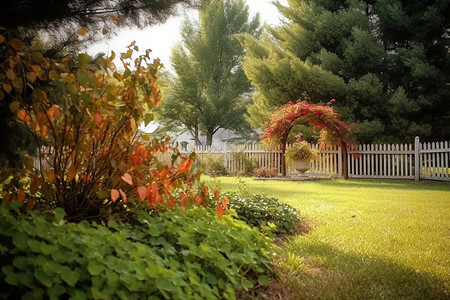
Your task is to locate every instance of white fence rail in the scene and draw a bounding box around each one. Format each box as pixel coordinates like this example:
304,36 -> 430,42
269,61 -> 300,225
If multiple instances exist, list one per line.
187,137 -> 450,181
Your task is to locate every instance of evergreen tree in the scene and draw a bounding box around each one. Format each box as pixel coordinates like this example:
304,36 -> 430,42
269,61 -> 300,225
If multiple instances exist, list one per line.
1,0 -> 197,56
157,0 -> 260,146
239,0 -> 450,143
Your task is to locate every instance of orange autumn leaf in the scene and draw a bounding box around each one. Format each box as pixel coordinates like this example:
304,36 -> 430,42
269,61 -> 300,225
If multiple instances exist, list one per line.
3,83 -> 12,94
131,153 -> 142,166
52,106 -> 61,119
17,190 -> 26,202
195,193 -> 203,206
110,15 -> 121,26
41,125 -> 48,138
178,159 -> 193,173
3,191 -> 10,203
221,196 -> 229,212
136,186 -> 146,203
214,188 -> 220,201
216,203 -> 224,217
67,164 -> 77,181
31,64 -> 41,73
17,110 -> 31,122
94,110 -> 102,126
77,28 -> 87,36
167,198 -> 176,208
111,189 -> 119,202
26,71 -> 37,83
121,173 -> 133,185
47,170 -> 55,183
119,189 -> 127,202
180,193 -> 187,211
130,117 -> 136,132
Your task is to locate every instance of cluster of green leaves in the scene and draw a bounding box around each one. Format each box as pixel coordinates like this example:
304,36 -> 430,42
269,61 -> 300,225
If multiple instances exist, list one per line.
224,192 -> 300,235
285,141 -> 318,164
0,202 -> 274,299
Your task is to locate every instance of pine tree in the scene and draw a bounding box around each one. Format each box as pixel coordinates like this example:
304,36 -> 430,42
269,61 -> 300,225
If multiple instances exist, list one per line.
239,0 -> 450,143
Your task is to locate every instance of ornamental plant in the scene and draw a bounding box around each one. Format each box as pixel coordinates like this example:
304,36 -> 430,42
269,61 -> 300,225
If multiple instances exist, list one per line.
0,29 -> 227,221
284,141 -> 318,165
262,98 -> 355,177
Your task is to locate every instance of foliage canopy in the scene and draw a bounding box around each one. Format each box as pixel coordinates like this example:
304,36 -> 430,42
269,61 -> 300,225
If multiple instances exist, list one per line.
239,0 -> 450,143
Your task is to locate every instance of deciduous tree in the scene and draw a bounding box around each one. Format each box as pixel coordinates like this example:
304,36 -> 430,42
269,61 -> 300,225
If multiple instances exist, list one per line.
157,0 -> 260,146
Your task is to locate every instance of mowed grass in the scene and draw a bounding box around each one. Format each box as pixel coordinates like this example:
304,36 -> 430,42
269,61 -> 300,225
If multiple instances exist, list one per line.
204,176 -> 450,299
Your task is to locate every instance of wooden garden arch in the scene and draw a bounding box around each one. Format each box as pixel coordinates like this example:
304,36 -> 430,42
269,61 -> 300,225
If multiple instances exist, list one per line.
262,100 -> 354,179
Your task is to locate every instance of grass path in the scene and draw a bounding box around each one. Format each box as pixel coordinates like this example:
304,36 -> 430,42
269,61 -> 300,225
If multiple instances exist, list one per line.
205,177 -> 450,299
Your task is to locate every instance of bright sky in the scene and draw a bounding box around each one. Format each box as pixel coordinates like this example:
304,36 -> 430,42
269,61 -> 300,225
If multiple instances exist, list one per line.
87,0 -> 287,71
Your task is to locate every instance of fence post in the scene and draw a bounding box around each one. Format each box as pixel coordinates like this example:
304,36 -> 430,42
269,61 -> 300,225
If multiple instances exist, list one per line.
223,141 -> 228,172
414,136 -> 420,181
338,145 -> 343,178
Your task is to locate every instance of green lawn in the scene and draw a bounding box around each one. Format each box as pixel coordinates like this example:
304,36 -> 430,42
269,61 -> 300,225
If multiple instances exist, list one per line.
204,176 -> 450,299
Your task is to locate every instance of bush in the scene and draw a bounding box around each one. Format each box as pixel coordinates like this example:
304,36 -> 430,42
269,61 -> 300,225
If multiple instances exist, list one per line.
231,152 -> 259,176
0,202 -> 274,299
224,192 -> 300,235
254,167 -> 278,178
195,153 -> 227,176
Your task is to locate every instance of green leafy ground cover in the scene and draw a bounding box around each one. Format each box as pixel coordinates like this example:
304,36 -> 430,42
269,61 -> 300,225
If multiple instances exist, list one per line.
0,203 -> 275,299
205,177 -> 450,299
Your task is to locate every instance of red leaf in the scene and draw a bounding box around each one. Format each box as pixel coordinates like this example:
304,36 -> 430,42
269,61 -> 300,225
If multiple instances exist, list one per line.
121,173 -> 133,185
195,193 -> 203,206
216,203 -> 224,217
17,190 -> 26,202
119,189 -> 127,202
111,189 -> 119,202
214,189 -> 220,201
132,153 -> 142,166
136,186 -> 146,202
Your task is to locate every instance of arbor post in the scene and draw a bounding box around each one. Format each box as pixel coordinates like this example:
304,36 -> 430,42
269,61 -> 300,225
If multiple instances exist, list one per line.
338,145 -> 343,178
414,136 -> 420,181
342,143 -> 348,180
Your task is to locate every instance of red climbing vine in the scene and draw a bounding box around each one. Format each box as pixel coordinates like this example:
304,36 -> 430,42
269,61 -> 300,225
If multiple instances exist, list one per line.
262,99 -> 356,178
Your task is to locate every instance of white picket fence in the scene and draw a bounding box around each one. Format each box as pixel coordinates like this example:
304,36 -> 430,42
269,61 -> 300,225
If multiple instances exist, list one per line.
187,137 -> 450,181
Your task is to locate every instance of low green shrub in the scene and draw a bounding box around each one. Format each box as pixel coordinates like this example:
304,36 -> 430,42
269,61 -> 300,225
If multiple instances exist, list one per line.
224,192 -> 300,235
195,153 -> 227,176
0,202 -> 274,299
230,152 -> 259,176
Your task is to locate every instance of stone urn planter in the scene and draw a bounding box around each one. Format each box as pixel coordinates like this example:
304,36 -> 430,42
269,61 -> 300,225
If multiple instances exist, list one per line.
293,159 -> 311,175
285,141 -> 318,176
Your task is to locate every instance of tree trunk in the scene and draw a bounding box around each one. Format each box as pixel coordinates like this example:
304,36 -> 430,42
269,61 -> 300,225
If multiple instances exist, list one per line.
194,124 -> 202,146
206,128 -> 214,146
281,141 -> 287,177
342,143 -> 349,180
